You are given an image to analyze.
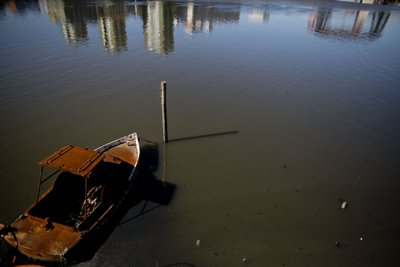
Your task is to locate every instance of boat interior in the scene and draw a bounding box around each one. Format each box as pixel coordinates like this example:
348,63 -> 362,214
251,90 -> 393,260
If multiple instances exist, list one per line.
28,161 -> 133,230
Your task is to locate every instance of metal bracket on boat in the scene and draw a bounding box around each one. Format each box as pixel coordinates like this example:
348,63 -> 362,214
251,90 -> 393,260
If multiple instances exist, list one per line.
77,152 -> 103,173
0,225 -> 17,236
44,145 -> 74,164
44,217 -> 54,231
36,167 -> 60,204
127,140 -> 136,146
0,224 -> 18,248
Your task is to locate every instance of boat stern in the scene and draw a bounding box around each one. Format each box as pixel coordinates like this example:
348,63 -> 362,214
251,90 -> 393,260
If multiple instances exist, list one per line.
3,215 -> 81,262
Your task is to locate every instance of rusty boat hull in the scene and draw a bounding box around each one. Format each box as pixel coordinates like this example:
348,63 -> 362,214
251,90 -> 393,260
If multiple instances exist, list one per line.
3,132 -> 140,262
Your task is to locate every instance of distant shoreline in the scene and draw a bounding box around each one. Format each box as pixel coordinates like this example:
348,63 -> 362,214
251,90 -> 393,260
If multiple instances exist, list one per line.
167,0 -> 400,11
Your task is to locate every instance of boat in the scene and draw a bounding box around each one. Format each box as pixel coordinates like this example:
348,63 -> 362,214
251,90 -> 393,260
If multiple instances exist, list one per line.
1,132 -> 140,262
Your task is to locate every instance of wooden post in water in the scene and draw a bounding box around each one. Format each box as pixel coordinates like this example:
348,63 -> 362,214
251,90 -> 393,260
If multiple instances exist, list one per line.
161,81 -> 168,143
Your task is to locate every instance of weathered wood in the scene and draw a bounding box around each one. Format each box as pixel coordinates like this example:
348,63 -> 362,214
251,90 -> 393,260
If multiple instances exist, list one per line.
161,81 -> 168,143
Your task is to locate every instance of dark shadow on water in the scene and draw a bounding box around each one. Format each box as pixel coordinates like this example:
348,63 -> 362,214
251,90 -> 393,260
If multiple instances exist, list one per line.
0,129 -> 237,265
119,179 -> 175,226
164,263 -> 196,267
168,130 -> 239,143
66,143 -> 175,265
119,143 -> 175,226
0,143 -> 175,266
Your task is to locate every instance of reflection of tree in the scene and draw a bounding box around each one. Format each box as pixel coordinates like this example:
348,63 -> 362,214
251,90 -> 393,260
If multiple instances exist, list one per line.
142,1 -> 174,55
96,1 -> 127,54
308,8 -> 391,40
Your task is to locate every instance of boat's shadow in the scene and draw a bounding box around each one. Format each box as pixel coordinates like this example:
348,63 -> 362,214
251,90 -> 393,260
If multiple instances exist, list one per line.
68,143 -> 176,264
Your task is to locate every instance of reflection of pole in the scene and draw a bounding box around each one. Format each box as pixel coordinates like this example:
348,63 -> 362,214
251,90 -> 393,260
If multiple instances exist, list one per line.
162,143 -> 167,183
161,81 -> 168,143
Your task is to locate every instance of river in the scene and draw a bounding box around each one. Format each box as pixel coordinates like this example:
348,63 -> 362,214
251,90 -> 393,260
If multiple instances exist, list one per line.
0,0 -> 399,266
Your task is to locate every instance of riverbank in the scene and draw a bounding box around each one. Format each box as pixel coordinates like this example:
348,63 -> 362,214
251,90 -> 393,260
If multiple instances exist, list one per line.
169,0 -> 400,11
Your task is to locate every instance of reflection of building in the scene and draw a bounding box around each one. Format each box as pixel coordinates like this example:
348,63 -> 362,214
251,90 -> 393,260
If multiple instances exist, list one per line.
24,0 -> 243,55
184,3 -> 211,34
40,0 -> 127,52
96,1 -> 127,54
40,0 -> 88,44
180,3 -> 240,34
341,0 -> 399,4
248,9 -> 269,24
41,0 -> 65,24
142,1 -> 174,55
63,1 -> 88,44
370,11 -> 391,34
38,0 -> 48,15
307,8 -> 390,39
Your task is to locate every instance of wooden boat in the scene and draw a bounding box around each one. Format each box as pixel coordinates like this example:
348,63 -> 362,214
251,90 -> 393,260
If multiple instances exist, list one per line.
1,132 -> 140,262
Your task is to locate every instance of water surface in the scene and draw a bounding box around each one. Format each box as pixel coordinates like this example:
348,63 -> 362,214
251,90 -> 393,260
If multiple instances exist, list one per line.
0,0 -> 400,266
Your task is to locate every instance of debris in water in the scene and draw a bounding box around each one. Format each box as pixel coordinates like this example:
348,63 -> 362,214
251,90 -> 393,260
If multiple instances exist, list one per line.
242,257 -> 247,263
360,237 -> 363,241
196,239 -> 201,246
341,201 -> 348,209
335,241 -> 341,248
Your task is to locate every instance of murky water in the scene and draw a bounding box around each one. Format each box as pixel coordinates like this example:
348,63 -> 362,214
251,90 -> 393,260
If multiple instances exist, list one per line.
1,0 -> 400,266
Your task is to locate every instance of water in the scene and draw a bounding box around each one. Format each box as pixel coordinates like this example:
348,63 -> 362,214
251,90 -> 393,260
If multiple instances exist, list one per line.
1,0 -> 400,266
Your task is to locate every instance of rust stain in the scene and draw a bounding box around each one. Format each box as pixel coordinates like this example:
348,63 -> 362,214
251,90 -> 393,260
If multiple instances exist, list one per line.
104,142 -> 138,166
39,146 -> 105,177
5,215 -> 80,261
